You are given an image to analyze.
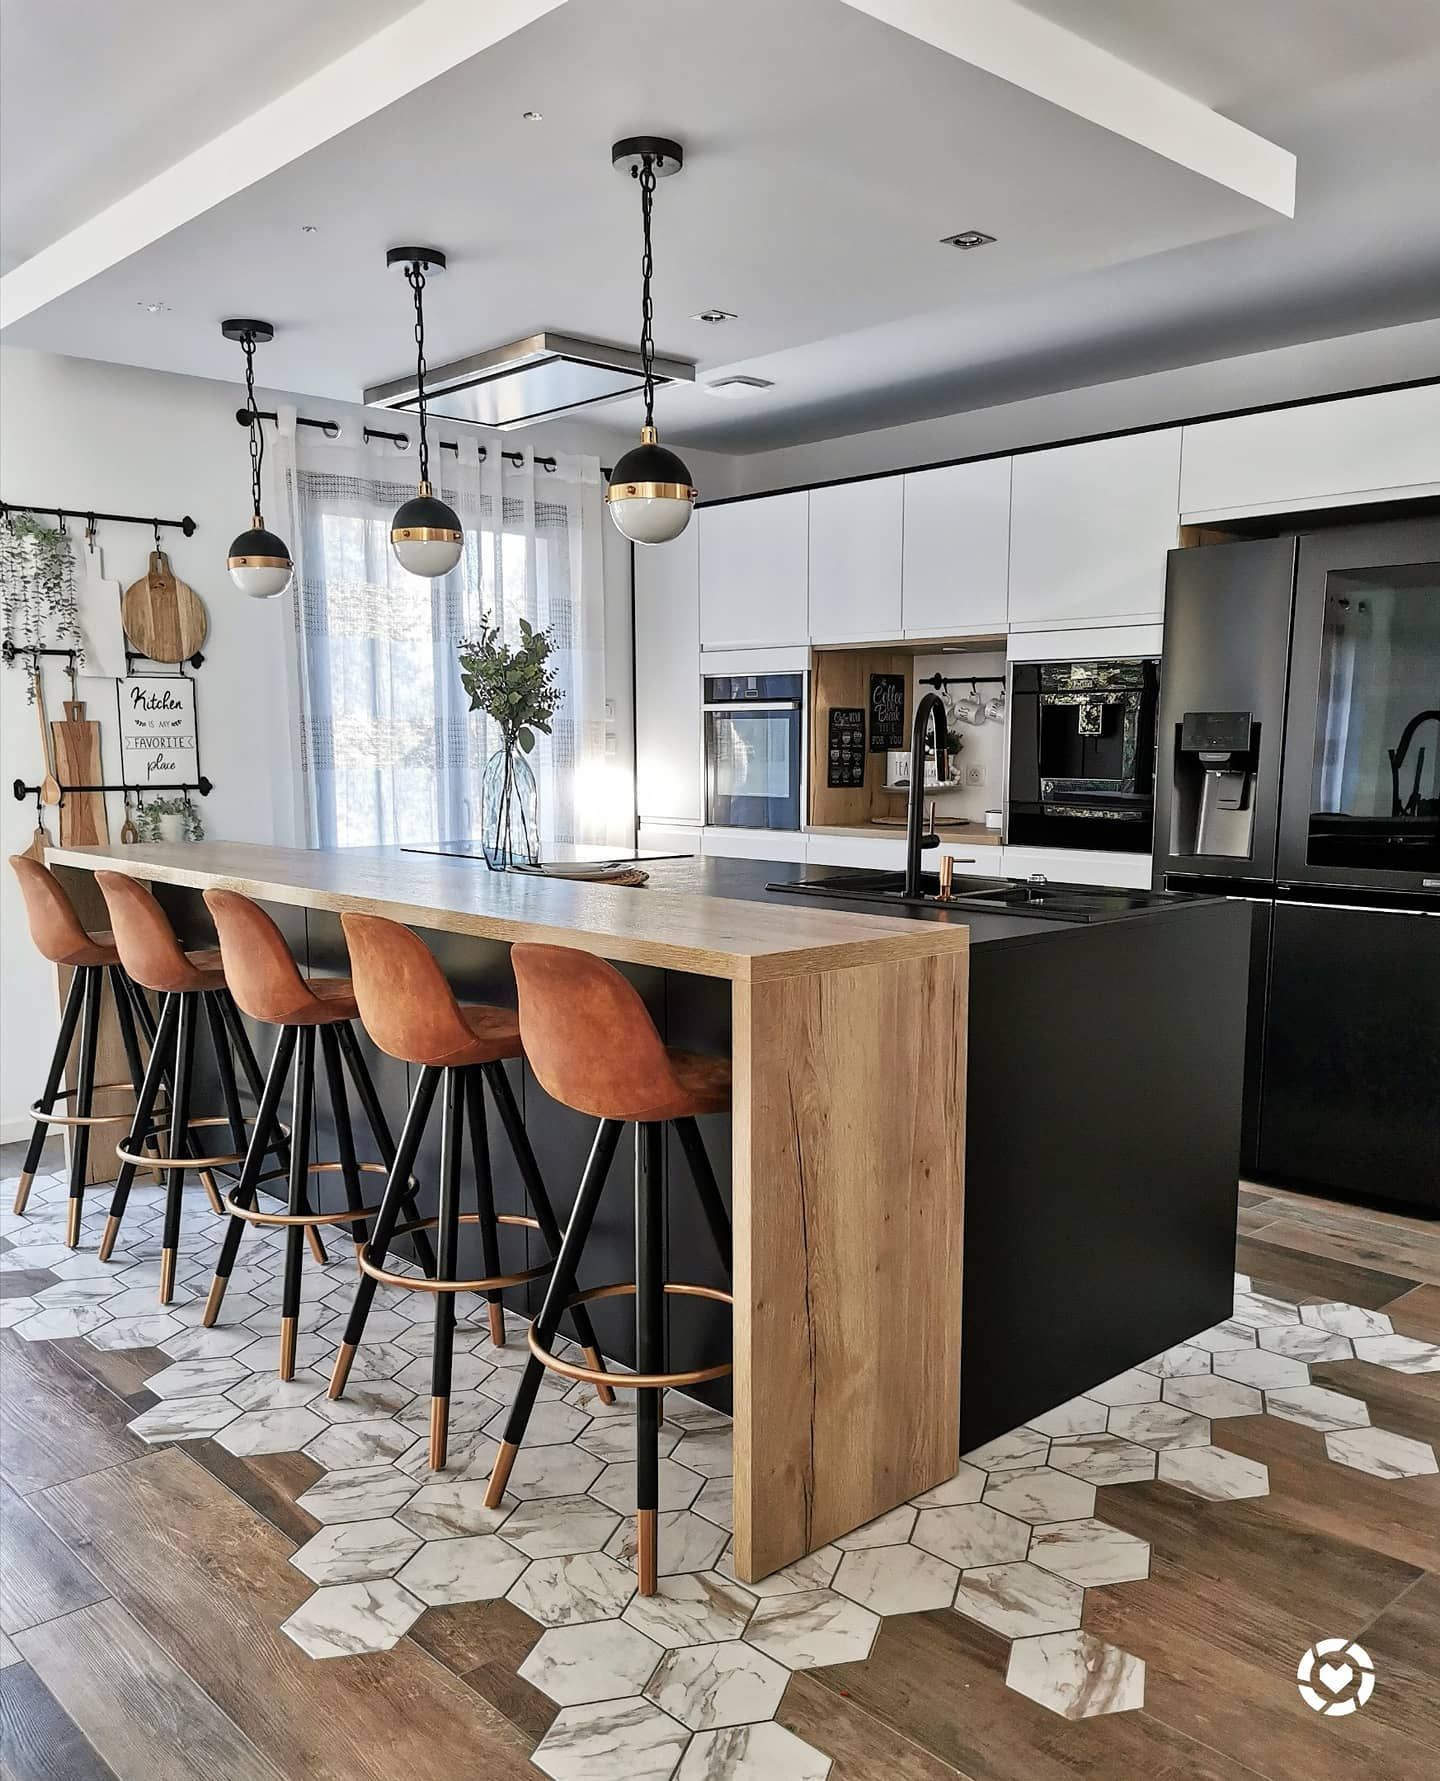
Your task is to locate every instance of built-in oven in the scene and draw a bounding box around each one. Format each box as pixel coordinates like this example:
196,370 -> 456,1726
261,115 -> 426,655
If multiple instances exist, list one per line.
703,673 -> 806,830
1007,657 -> 1160,852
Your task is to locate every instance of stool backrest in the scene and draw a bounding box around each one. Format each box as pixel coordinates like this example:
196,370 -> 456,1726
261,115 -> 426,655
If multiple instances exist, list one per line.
340,911 -> 478,1065
9,855 -> 93,965
204,888 -> 316,1025
95,870 -> 203,993
510,942 -> 680,1121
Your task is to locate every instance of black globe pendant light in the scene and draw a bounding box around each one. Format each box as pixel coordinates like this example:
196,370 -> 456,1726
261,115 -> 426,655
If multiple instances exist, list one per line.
606,137 -> 698,545
223,319 -> 293,598
386,247 -> 463,578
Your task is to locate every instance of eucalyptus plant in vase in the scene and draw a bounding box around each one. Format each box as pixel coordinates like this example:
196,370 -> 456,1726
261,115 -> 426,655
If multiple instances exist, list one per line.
456,618 -> 561,869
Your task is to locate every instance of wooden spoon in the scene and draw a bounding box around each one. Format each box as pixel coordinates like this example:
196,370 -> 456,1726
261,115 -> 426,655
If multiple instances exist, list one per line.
120,789 -> 139,845
33,668 -> 63,806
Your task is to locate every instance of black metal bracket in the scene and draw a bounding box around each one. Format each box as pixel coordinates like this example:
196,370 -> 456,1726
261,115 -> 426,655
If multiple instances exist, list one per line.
920,673 -> 1006,689
234,408 -> 581,473
1,501 -> 196,537
124,645 -> 204,671
3,637 -> 204,671
13,776 -> 213,801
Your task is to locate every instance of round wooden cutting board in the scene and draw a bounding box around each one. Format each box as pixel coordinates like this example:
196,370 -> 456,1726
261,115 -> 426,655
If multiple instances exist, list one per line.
121,550 -> 208,662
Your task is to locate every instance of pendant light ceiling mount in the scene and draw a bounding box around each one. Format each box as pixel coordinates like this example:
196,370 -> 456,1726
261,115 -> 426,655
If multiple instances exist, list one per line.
606,135 -> 698,546
222,318 -> 293,599
386,245 -> 463,578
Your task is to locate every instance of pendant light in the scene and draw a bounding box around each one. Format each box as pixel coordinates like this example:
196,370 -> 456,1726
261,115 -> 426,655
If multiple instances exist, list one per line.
386,247 -> 463,578
223,320 -> 293,598
606,138 -> 698,545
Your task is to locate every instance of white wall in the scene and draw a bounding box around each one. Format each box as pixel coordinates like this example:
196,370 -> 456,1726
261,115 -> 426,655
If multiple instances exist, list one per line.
0,345 -> 731,1136
724,319 -> 1440,495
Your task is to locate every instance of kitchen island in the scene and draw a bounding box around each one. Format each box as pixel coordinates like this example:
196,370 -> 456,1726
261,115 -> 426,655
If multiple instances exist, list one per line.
45,841 -> 1248,1582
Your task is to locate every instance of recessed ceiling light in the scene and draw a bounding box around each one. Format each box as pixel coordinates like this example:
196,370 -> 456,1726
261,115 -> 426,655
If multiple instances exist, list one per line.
704,375 -> 774,399
941,230 -> 996,250
300,223 -> 319,234
692,307 -> 737,324
522,109 -> 543,121
136,300 -> 169,313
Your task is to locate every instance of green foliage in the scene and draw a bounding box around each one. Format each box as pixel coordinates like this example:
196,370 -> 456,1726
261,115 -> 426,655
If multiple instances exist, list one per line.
1,512 -> 85,687
456,617 -> 562,753
135,794 -> 205,842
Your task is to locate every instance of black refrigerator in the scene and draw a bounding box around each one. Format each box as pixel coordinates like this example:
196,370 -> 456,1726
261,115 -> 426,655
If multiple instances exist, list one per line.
1155,517 -> 1440,1211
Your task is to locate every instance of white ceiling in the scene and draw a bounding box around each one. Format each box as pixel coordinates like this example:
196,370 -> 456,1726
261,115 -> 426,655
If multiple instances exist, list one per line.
2,0 -> 1435,453
0,0 -> 420,273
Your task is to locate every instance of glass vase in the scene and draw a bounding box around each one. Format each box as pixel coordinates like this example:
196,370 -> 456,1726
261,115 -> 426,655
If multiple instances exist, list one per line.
482,743 -> 540,870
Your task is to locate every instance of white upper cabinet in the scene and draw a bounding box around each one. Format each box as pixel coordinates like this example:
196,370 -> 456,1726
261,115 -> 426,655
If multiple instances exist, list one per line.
698,493 -> 809,649
634,526 -> 702,823
1180,386 -> 1440,519
1007,430 -> 1182,629
807,478 -> 903,643
901,457 -> 1011,636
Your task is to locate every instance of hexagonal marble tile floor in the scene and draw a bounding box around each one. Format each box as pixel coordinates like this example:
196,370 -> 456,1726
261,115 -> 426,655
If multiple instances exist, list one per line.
4,1165 -> 1438,1780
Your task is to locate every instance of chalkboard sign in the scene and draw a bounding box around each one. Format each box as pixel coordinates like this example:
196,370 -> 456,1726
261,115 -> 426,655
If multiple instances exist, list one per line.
869,673 -> 906,752
117,674 -> 198,786
827,706 -> 866,788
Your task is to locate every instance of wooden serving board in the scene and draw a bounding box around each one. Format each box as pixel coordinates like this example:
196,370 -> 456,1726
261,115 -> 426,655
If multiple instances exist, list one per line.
121,550 -> 208,663
52,700 -> 109,846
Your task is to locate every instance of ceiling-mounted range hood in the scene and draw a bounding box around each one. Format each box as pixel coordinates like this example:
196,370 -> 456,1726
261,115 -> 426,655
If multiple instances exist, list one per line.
364,332 -> 694,431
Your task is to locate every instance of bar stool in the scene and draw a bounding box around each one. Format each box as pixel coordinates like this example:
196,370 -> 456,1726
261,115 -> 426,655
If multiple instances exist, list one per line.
9,856 -> 161,1246
482,943 -> 733,1595
95,869 -> 284,1303
327,912 -> 615,1469
198,890 -> 445,1376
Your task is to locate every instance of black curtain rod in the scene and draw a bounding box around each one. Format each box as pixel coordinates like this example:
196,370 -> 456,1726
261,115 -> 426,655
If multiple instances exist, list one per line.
236,408 -> 612,477
1,501 -> 196,537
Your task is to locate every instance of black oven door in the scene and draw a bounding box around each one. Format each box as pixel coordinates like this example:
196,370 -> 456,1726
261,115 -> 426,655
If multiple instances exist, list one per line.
703,676 -> 804,830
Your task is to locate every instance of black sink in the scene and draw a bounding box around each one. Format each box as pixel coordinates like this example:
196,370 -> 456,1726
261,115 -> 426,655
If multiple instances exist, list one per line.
767,867 -> 1188,923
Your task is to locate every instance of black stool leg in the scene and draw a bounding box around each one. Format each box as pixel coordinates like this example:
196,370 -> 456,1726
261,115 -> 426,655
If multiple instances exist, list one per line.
485,1117 -> 623,1508
329,1064 -> 440,1398
463,1068 -> 506,1347
204,1024 -> 296,1325
672,1116 -> 732,1280
484,1062 -> 615,1400
158,994 -> 198,1304
14,968 -> 87,1216
279,1026 -> 316,1380
109,967 -> 147,1098
64,968 -> 103,1249
319,1026 -> 366,1257
430,1068 -> 464,1468
334,1022 -> 437,1277
635,1120 -> 664,1594
101,992 -> 179,1261
203,992 -> 247,1218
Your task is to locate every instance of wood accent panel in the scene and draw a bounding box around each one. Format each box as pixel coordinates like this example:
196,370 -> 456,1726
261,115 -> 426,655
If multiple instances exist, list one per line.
730,942 -> 967,1578
0,1483 -> 107,1638
809,647 -> 912,829
47,843 -> 970,984
34,1449 -> 539,1781
15,1599 -> 287,1781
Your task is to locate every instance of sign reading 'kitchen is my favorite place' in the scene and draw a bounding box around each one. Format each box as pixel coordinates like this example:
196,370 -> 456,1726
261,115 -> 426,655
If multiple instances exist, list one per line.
118,675 -> 197,785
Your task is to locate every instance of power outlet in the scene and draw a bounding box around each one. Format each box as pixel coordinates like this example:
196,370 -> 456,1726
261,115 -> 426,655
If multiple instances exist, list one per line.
965,764 -> 986,788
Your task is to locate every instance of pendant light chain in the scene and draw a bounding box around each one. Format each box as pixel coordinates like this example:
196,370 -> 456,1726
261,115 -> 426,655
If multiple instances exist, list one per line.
407,260 -> 432,488
242,331 -> 264,520
637,154 -> 658,432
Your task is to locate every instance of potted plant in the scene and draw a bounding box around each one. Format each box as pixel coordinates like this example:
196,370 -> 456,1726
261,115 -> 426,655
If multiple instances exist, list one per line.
135,794 -> 204,844
456,618 -> 561,870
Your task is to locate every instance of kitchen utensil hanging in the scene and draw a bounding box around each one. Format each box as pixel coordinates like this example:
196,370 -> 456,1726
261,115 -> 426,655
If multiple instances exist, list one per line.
121,543 -> 208,664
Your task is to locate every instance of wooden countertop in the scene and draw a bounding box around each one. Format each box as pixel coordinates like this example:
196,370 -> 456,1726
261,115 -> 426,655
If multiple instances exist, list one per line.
47,841 -> 969,983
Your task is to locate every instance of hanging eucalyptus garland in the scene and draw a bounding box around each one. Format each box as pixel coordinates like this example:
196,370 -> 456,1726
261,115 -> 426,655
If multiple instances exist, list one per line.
1,513 -> 85,693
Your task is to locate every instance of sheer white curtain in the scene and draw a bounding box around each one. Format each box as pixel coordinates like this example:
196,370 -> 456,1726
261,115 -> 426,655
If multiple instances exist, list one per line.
272,412 -> 607,850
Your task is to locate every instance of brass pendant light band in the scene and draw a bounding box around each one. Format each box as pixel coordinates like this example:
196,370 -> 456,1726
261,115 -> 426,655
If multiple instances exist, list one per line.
228,553 -> 293,569
605,482 -> 698,504
390,525 -> 463,542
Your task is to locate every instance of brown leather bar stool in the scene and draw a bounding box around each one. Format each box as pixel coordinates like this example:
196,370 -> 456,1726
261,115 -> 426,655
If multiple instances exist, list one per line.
199,890 -> 439,1377
483,943 -> 733,1595
327,912 -> 615,1469
9,856 -> 161,1245
95,869 -> 285,1303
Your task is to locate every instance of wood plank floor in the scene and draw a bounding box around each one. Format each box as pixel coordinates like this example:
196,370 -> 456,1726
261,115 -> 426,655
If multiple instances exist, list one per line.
2,1144 -> 1436,1780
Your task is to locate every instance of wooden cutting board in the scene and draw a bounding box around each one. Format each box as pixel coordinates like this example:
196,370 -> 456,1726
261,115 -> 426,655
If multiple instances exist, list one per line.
52,699 -> 109,846
121,550 -> 208,663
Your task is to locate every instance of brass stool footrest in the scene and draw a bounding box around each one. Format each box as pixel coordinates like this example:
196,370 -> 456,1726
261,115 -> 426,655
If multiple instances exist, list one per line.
115,1114 -> 286,1174
32,1083 -> 156,1129
358,1213 -> 547,1295
224,1161 -> 399,1229
528,1281 -> 734,1389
